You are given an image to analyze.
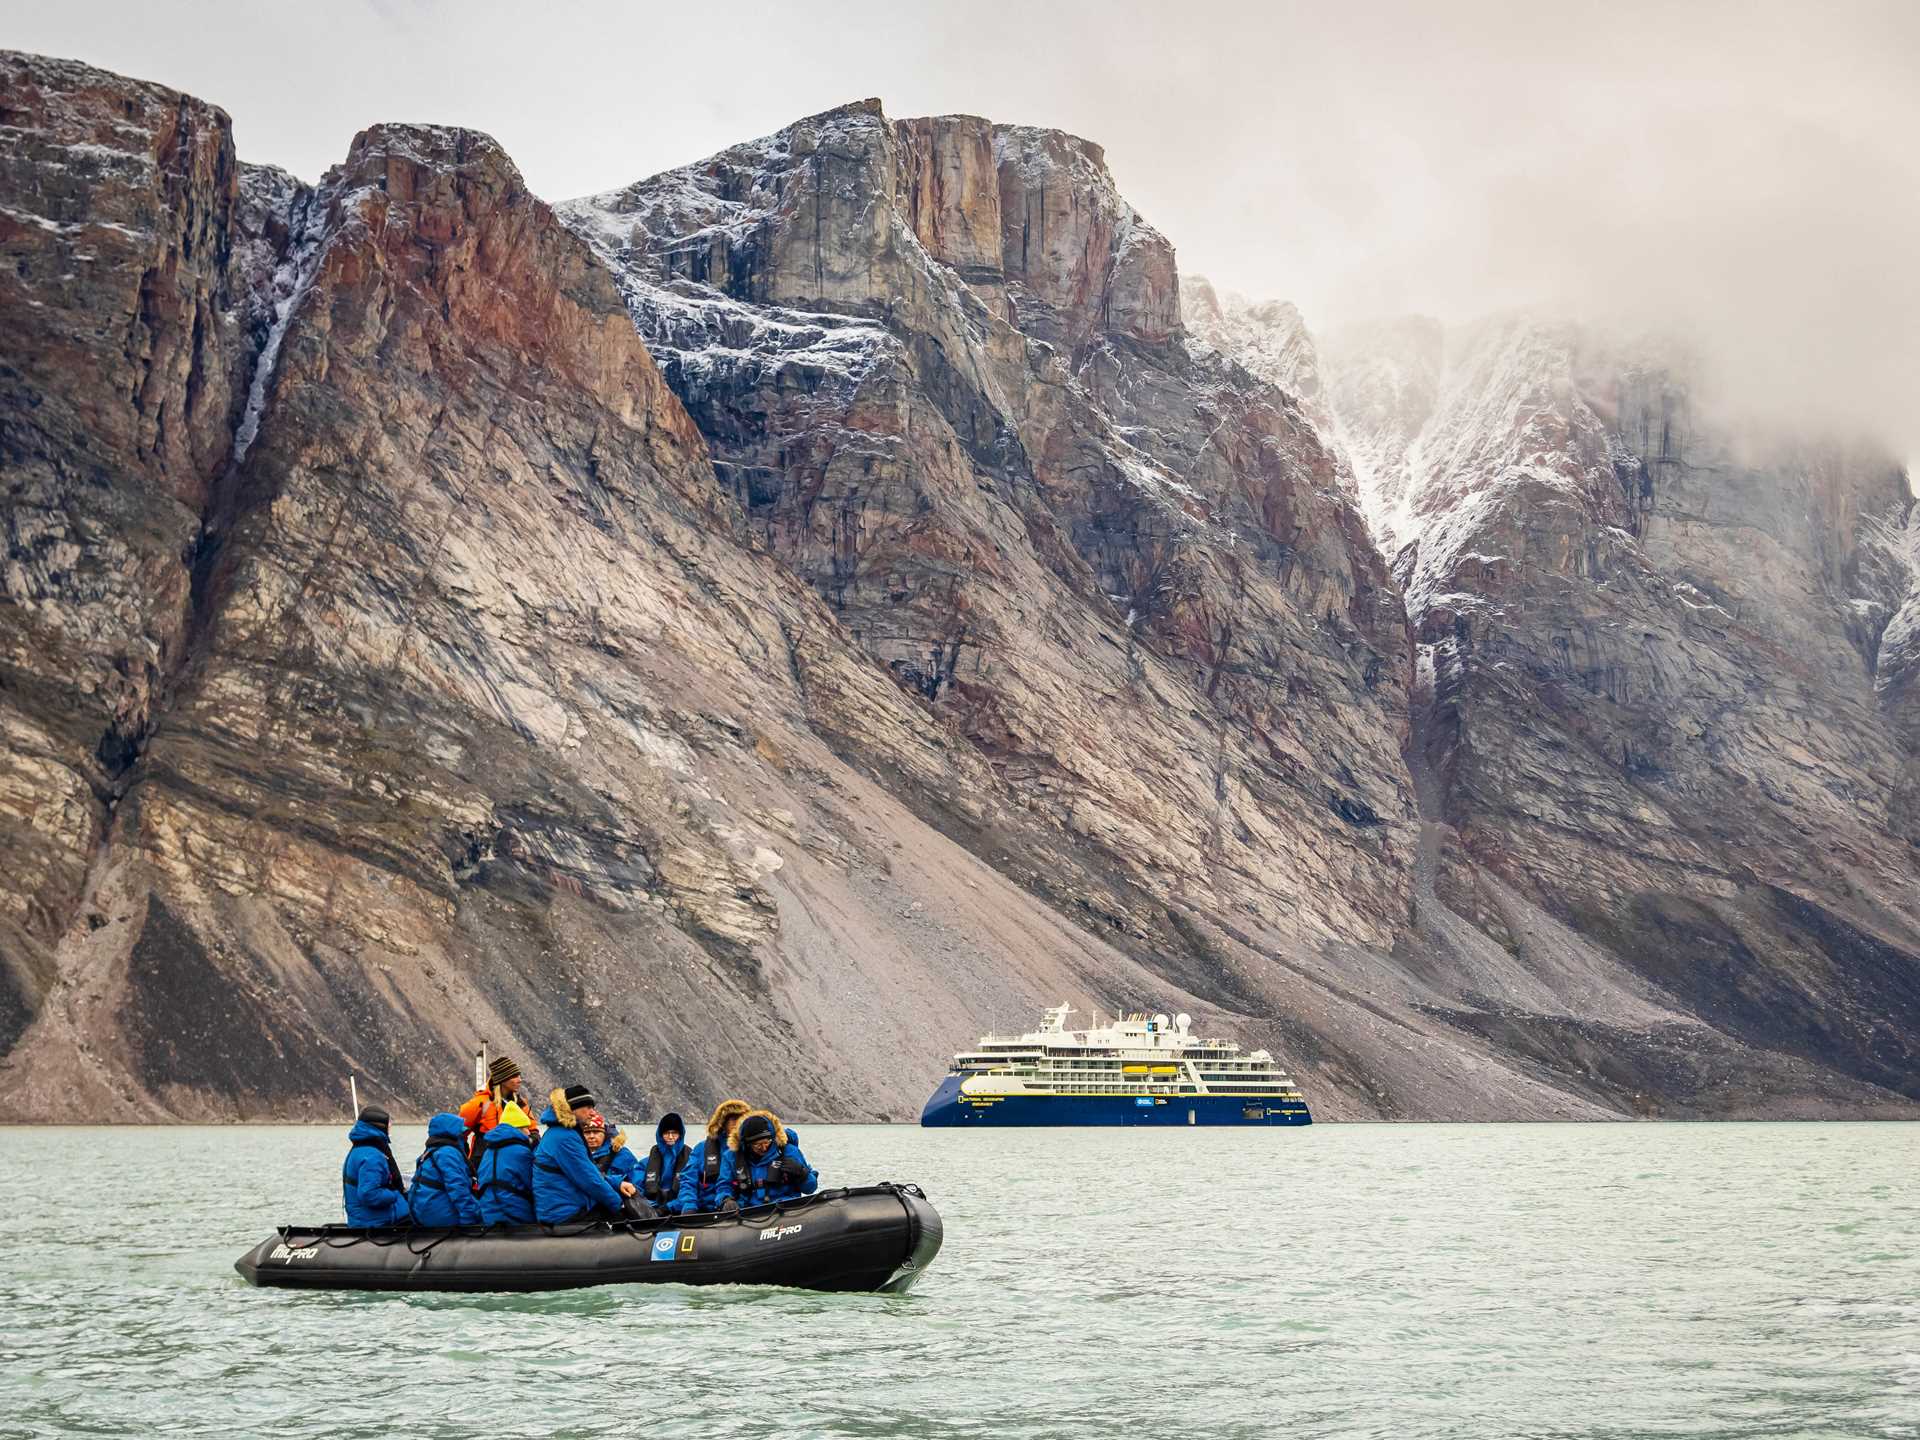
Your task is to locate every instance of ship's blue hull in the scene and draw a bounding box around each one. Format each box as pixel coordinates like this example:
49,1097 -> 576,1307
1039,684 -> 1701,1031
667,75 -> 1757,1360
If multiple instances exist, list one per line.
918,1074 -> 1312,1127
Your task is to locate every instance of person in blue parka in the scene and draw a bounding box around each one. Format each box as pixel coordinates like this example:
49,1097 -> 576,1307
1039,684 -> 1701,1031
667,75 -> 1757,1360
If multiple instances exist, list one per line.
407,1111 -> 482,1226
342,1106 -> 410,1227
584,1112 -> 643,1187
677,1098 -> 752,1214
716,1109 -> 818,1210
638,1112 -> 692,1213
474,1100 -> 538,1225
533,1085 -> 636,1223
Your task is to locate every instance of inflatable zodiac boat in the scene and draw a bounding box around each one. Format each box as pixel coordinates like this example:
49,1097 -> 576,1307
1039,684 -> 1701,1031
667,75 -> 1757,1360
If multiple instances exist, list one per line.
235,1184 -> 941,1294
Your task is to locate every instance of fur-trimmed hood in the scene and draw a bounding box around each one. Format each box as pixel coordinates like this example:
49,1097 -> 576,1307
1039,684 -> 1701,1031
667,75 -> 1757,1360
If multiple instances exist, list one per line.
706,1098 -> 751,1143
726,1107 -> 789,1153
543,1087 -> 578,1130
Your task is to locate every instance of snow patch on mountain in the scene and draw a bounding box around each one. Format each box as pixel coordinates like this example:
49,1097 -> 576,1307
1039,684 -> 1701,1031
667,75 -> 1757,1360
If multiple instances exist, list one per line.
1184,277 -> 1330,431
563,99 -> 890,271
231,176 -> 354,466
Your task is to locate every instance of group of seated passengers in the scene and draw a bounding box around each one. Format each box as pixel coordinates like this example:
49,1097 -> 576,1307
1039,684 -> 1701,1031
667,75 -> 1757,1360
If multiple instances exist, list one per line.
341,1053 -> 817,1228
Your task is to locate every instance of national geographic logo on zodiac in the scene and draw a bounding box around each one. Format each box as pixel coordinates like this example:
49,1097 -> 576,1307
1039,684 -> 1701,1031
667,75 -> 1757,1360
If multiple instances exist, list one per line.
649,1230 -> 698,1262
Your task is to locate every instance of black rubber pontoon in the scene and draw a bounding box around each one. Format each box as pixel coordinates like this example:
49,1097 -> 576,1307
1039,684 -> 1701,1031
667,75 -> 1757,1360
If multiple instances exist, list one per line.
234,1184 -> 941,1294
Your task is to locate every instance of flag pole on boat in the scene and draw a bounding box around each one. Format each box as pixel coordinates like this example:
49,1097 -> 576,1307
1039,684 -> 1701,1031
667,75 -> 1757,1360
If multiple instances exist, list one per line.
349,1074 -> 360,1119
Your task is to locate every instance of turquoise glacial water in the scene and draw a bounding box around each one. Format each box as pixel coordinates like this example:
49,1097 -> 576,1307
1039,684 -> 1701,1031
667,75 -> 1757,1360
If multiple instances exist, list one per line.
1,1122 -> 1916,1438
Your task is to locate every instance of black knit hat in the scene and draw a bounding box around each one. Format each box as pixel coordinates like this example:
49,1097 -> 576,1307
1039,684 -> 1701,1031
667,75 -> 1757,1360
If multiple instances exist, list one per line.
562,1084 -> 597,1111
358,1105 -> 390,1129
739,1114 -> 774,1145
659,1111 -> 685,1136
487,1055 -> 520,1089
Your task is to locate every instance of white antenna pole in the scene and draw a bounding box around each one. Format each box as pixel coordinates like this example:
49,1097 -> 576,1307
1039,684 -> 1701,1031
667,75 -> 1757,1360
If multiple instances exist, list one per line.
481,1039 -> 490,1088
349,1074 -> 360,1118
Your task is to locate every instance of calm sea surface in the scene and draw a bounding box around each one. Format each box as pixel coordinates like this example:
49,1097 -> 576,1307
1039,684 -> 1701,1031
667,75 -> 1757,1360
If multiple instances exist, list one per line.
1,1122 -> 1915,1438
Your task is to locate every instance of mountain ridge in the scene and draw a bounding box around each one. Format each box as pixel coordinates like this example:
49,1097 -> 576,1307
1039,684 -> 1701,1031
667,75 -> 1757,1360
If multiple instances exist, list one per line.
3,51 -> 1915,1121
1192,285 -> 1920,1112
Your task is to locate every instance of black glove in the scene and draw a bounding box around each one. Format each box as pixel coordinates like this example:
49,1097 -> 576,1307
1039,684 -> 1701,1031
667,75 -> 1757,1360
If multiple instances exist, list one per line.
771,1156 -> 807,1188
718,1197 -> 739,1214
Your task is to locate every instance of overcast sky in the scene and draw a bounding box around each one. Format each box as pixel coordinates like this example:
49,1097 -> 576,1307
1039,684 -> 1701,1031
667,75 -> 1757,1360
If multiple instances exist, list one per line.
10,0 -> 1915,458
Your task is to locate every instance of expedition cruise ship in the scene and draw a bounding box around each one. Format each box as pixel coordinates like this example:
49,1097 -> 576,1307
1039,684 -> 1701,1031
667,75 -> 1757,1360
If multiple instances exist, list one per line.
919,1006 -> 1312,1126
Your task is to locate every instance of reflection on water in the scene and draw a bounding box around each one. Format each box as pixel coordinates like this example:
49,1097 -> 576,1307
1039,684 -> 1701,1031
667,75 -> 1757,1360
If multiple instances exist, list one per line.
1,1122 -> 1916,1438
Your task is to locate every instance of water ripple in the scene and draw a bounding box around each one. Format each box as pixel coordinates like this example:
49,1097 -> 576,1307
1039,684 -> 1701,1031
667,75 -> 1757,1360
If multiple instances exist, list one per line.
1,1123 -> 1916,1437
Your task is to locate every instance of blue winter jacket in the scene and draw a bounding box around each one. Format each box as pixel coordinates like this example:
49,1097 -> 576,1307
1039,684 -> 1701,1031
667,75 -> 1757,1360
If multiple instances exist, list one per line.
533,1102 -> 627,1223
717,1122 -> 818,1208
676,1137 -> 725,1215
475,1122 -> 537,1225
638,1118 -> 692,1211
408,1112 -> 482,1226
342,1119 -> 410,1227
592,1126 -> 644,1190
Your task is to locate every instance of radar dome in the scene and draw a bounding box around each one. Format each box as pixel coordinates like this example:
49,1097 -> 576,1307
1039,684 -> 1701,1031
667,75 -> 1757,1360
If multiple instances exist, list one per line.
1153,1013 -> 1170,1029
1175,1012 -> 1192,1031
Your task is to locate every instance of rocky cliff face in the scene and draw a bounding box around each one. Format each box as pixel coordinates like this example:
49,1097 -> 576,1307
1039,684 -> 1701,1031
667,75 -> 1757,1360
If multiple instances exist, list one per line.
1184,277 -> 1337,447
3,52 -> 1915,1121
1323,309 -> 1920,1110
1,53 -> 248,1059
1202,286 -> 1920,1116
1,59 -> 1421,1121
555,105 -> 1538,1116
1184,286 -> 1444,557
557,103 -> 1413,956
2,60 -> 1008,1118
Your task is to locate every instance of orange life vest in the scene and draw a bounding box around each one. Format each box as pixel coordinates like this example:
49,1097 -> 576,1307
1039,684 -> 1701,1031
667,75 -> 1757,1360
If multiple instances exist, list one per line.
459,1089 -> 538,1161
